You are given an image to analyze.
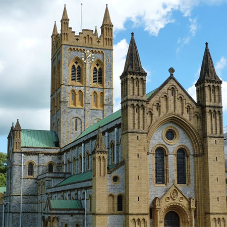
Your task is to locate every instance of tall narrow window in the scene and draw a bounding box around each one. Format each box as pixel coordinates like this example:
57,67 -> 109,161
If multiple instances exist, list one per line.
79,154 -> 82,173
77,65 -> 81,82
78,91 -> 83,107
48,163 -> 53,173
155,148 -> 165,184
92,92 -> 98,108
177,149 -> 186,184
111,142 -> 115,164
117,195 -> 123,211
98,68 -> 102,84
73,157 -> 76,174
28,162 -> 34,176
86,151 -> 90,170
93,67 -> 97,83
100,92 -> 104,108
71,65 -> 76,81
75,119 -> 78,131
67,159 -> 70,172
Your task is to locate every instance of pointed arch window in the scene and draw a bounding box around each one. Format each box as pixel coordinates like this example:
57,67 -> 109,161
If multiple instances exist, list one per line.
155,148 -> 165,184
70,90 -> 76,107
73,157 -> 76,174
177,149 -> 186,184
71,60 -> 82,83
78,90 -> 83,107
92,92 -> 98,108
93,62 -> 103,85
67,159 -> 70,172
28,162 -> 34,176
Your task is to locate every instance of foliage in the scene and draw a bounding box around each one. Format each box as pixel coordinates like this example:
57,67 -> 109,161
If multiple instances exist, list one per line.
0,152 -> 7,186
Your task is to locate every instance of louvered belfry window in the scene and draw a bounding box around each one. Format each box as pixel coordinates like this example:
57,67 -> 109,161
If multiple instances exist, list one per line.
71,61 -> 81,82
155,148 -> 165,184
177,149 -> 186,184
93,67 -> 97,83
98,68 -> 102,84
71,65 -> 76,81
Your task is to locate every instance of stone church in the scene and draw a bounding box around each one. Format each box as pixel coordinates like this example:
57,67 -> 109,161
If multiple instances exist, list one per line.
4,4 -> 227,227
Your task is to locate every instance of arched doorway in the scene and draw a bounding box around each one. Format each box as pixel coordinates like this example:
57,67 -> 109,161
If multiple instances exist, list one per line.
164,211 -> 180,227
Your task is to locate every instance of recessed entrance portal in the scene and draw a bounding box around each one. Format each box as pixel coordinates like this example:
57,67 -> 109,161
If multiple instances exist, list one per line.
164,211 -> 180,227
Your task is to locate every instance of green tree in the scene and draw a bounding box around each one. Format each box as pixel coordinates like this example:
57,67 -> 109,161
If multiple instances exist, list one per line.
0,152 -> 7,186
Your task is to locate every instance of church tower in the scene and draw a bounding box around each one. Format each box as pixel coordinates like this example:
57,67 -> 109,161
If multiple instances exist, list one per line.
195,43 -> 226,226
50,5 -> 113,147
120,33 -> 149,227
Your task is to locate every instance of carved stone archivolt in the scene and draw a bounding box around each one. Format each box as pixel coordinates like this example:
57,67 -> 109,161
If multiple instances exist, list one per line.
152,184 -> 195,227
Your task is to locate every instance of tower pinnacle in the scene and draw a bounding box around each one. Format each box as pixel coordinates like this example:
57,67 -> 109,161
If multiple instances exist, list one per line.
121,32 -> 146,77
102,4 -> 112,26
196,42 -> 221,85
62,4 -> 69,20
52,21 -> 58,36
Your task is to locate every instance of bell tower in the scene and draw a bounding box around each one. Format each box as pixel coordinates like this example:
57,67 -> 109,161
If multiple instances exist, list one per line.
50,5 -> 113,147
195,43 -> 226,226
120,33 -> 149,227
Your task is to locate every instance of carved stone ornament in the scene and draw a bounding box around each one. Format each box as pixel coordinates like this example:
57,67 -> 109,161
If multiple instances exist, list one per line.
170,189 -> 178,200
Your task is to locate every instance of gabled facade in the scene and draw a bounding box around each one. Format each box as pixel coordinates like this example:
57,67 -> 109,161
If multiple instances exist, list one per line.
4,5 -> 227,227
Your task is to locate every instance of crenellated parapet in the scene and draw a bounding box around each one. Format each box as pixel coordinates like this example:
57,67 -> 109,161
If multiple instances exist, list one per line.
51,4 -> 113,57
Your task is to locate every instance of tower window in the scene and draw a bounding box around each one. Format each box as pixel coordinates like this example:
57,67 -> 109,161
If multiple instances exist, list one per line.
98,68 -> 102,84
71,65 -> 76,81
177,149 -> 186,184
93,67 -> 97,83
77,65 -> 81,82
155,148 -> 165,184
71,60 -> 82,83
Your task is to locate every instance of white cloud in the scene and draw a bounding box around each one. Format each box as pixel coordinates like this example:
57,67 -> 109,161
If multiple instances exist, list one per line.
177,17 -> 198,53
113,39 -> 129,112
0,61 -> 4,74
187,83 -> 196,101
0,0 -> 225,136
215,57 -> 227,76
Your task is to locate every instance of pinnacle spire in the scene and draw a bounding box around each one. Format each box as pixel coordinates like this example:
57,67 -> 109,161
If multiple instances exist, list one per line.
121,32 -> 146,77
52,21 -> 58,36
14,119 -> 21,131
196,42 -> 221,85
102,4 -> 113,26
94,127 -> 106,151
62,4 -> 69,20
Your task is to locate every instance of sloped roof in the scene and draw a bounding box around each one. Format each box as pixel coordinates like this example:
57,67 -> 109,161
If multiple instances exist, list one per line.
50,200 -> 82,210
21,129 -> 59,148
57,171 -> 92,186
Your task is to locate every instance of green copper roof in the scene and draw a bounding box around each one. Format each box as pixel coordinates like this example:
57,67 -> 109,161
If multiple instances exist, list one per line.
76,89 -> 157,141
77,109 -> 121,140
21,129 -> 59,148
0,187 -> 6,194
57,171 -> 92,186
50,200 -> 82,210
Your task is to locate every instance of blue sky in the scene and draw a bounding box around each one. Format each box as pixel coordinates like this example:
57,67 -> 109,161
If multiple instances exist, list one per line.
0,0 -> 227,153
